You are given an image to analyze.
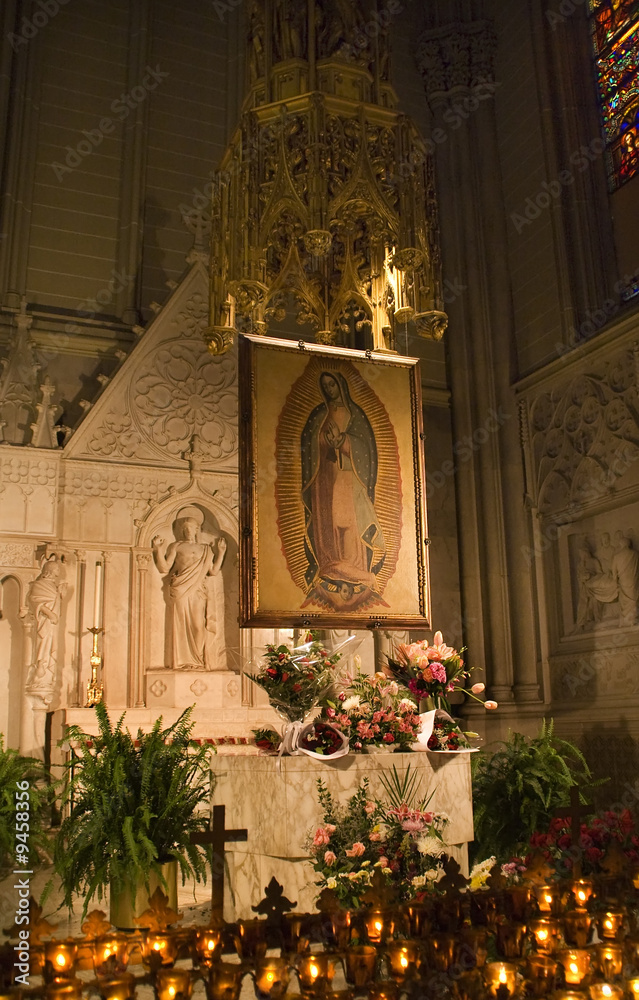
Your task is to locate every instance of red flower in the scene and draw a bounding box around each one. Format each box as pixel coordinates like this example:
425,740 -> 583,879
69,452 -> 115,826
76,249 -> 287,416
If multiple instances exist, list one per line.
292,683 -> 302,693
281,672 -> 289,681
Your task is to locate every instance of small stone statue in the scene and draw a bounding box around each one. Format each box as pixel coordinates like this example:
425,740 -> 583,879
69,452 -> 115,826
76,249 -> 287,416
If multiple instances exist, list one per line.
151,506 -> 227,670
26,554 -> 66,695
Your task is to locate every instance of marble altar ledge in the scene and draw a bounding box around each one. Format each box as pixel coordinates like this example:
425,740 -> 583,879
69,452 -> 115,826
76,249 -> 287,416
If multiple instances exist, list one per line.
211,750 -> 474,919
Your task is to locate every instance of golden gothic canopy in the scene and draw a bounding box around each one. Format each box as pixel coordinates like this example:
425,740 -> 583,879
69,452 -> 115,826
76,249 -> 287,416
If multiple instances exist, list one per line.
205,0 -> 447,355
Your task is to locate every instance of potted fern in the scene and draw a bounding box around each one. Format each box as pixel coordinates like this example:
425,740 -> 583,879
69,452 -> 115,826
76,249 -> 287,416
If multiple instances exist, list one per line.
471,719 -> 600,863
49,703 -> 213,925
0,736 -> 53,875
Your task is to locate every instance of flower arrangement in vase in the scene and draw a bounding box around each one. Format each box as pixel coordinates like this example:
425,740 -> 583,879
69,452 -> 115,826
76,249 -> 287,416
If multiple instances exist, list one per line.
322,671 -> 422,753
307,767 -> 448,907
247,632 -> 344,723
386,630 -> 498,714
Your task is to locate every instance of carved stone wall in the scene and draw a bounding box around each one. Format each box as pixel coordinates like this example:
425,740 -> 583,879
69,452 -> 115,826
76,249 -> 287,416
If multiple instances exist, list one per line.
516,322 -> 639,742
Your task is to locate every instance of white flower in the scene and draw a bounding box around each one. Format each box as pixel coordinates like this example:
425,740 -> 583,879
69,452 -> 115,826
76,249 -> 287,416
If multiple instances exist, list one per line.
412,874 -> 427,888
341,695 -> 361,712
399,698 -> 418,712
424,870 -> 440,882
327,877 -> 337,889
416,835 -> 444,857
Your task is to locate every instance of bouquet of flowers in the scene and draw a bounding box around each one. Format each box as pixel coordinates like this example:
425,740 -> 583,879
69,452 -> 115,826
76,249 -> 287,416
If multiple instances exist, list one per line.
528,808 -> 639,877
424,714 -> 474,752
386,629 -> 498,714
247,632 -> 346,723
322,671 -> 422,752
307,769 -> 449,907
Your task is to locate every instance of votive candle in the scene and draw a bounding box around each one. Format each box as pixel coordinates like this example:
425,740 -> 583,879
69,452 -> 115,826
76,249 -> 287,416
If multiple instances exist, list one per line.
97,974 -> 136,1000
588,985 -> 623,1000
296,954 -> 338,995
530,918 -> 561,954
595,944 -> 623,979
484,961 -> 517,998
253,959 -> 290,1000
194,929 -> 222,969
141,932 -> 178,971
597,912 -> 625,941
94,935 -> 130,979
556,949 -> 591,986
155,968 -> 193,1000
385,942 -> 420,982
206,964 -> 245,1000
571,881 -> 594,907
343,946 -> 377,987
44,941 -> 78,981
44,980 -> 84,1000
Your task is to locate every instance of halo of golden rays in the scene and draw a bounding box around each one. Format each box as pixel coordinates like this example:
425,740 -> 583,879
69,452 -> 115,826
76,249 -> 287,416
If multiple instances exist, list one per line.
275,356 -> 402,606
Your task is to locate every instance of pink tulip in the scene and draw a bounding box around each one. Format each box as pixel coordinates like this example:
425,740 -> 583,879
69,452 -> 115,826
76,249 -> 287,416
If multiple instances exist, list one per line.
471,683 -> 485,694
484,700 -> 498,710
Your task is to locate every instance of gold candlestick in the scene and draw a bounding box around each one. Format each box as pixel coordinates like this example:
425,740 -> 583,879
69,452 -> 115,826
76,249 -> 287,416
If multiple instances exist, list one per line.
86,626 -> 104,707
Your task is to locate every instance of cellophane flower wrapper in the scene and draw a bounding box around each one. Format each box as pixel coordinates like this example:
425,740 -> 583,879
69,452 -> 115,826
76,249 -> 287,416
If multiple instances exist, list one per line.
247,633 -> 360,754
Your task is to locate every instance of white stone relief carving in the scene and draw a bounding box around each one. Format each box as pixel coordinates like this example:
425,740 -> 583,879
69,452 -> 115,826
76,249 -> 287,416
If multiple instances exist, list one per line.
149,679 -> 167,697
571,529 -> 639,630
524,352 -> 639,514
190,679 -> 208,696
226,678 -> 240,697
0,543 -> 34,566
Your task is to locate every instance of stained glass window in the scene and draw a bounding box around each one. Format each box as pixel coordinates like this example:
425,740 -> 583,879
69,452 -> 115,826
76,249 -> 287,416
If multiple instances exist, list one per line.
589,0 -> 639,187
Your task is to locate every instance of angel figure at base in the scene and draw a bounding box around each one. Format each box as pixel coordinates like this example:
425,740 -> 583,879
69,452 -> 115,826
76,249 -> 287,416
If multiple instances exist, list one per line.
152,506 -> 227,670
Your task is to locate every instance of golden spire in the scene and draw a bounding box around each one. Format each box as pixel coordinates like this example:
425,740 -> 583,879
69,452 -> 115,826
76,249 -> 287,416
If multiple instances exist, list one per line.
205,0 -> 447,355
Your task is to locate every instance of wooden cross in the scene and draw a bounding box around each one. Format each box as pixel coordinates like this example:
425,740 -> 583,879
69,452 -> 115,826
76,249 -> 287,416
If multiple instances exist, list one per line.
191,804 -> 247,920
553,786 -> 593,878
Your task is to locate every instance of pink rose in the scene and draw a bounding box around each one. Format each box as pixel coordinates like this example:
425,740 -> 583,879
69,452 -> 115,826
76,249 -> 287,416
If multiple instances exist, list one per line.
324,850 -> 336,865
325,824 -> 336,834
364,801 -> 376,815
369,832 -> 381,841
378,856 -> 389,868
313,828 -> 330,846
345,842 -> 365,857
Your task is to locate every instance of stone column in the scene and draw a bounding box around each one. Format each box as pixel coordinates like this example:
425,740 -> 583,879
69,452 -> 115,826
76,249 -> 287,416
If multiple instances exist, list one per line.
131,552 -> 151,707
417,21 -> 541,707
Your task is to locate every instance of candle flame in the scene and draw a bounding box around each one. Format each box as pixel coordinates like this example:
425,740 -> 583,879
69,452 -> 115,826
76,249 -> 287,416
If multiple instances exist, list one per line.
169,987 -> 176,998
577,891 -> 586,902
602,986 -> 612,997
55,953 -> 66,967
153,942 -> 162,951
374,920 -> 382,932
499,968 -> 507,984
400,954 -> 409,969
630,982 -> 639,996
604,919 -> 613,930
569,963 -> 579,975
537,930 -> 548,941
103,948 -> 111,960
266,972 -> 274,983
207,939 -> 215,950
544,893 -> 552,905
309,964 -> 319,979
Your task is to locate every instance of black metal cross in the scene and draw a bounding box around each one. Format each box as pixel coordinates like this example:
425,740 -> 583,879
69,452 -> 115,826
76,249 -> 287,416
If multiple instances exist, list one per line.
553,786 -> 593,877
191,804 -> 248,920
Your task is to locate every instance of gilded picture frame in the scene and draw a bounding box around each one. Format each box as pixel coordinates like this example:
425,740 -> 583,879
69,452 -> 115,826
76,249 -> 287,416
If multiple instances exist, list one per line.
239,334 -> 431,628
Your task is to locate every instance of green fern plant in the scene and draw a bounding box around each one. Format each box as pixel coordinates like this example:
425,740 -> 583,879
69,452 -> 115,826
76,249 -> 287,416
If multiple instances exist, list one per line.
49,703 -> 213,916
471,719 -> 601,862
0,736 -> 53,873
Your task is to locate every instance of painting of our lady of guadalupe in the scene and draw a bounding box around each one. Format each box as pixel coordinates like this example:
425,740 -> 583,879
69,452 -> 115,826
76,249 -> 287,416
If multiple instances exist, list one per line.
239,335 -> 430,628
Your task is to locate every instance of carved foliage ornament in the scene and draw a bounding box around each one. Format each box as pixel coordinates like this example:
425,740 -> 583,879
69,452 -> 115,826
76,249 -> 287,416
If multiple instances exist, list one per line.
84,292 -> 238,465
524,351 -> 639,513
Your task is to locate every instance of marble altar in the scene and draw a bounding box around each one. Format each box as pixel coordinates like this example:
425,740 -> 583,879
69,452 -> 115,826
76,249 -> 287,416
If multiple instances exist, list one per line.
210,750 -> 474,920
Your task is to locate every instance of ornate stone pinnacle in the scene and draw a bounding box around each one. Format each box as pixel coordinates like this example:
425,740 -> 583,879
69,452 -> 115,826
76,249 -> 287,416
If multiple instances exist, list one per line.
205,325 -> 236,356
414,310 -> 449,341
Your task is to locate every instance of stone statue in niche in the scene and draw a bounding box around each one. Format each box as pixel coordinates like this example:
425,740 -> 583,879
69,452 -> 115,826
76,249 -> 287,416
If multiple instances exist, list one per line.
151,506 -> 227,670
26,554 -> 66,696
573,529 -> 639,630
